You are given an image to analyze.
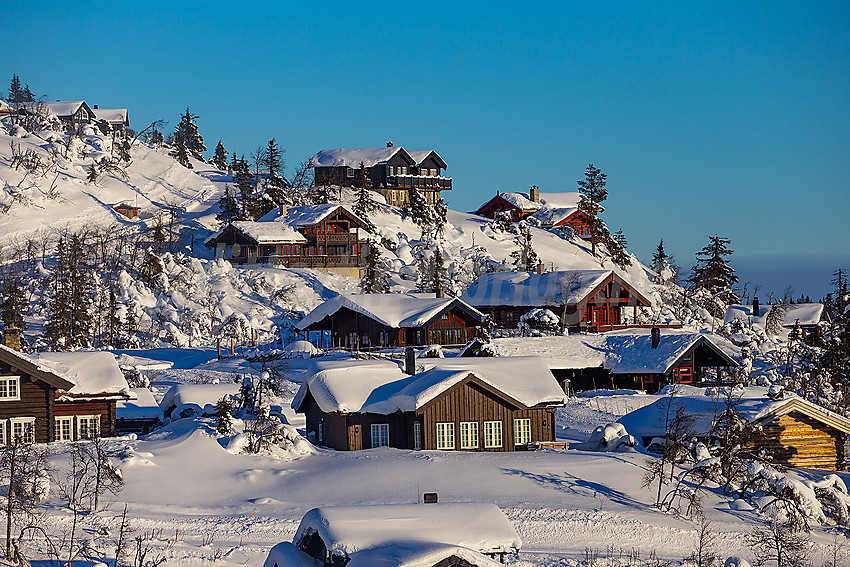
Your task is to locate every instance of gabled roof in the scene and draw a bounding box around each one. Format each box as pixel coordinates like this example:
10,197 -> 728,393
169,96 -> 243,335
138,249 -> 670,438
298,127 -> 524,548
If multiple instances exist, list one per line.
117,388 -> 165,421
724,303 -> 825,329
296,293 -> 485,331
406,149 -> 448,169
461,270 -> 651,309
487,331 -> 739,375
92,108 -> 128,124
293,503 -> 521,559
31,351 -> 130,396
618,385 -> 850,438
42,101 -> 93,118
0,345 -> 74,390
292,356 -> 566,414
309,147 -> 415,169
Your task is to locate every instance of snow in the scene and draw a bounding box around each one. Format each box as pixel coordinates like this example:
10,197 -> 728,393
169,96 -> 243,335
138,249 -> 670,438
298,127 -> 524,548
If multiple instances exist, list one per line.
114,352 -> 174,370
296,293 -> 483,331
229,220 -> 308,244
92,108 -> 128,124
41,100 -> 88,117
498,192 -> 541,211
292,503 -> 521,558
309,147 -> 407,168
159,382 -> 241,417
284,340 -> 320,358
117,387 -> 165,421
31,350 -> 130,395
723,302 -> 824,329
489,330 -> 737,375
293,356 -> 566,415
461,270 -> 613,308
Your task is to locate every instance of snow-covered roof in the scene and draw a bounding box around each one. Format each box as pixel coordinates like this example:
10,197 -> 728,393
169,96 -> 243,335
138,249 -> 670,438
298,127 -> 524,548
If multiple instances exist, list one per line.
406,149 -> 448,169
617,385 -> 850,438
117,388 -> 165,421
293,503 -> 521,559
461,270 -> 647,308
309,147 -> 412,168
488,330 -> 738,375
31,351 -> 130,396
498,192 -> 540,211
42,101 -> 88,117
257,203 -> 364,228
159,383 -> 241,415
292,356 -> 566,414
0,100 -> 11,112
0,345 -> 74,390
229,220 -> 308,244
296,293 -> 485,331
92,108 -> 128,124
723,303 -> 824,329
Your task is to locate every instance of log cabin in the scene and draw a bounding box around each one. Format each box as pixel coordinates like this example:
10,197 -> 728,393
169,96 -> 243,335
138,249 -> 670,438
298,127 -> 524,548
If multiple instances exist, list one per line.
461,270 -> 656,332
40,101 -> 96,129
474,188 -> 593,238
724,299 -> 826,339
264,503 -> 521,567
618,386 -> 850,470
296,293 -> 486,349
92,106 -> 130,136
204,204 -> 369,278
0,346 -> 130,443
113,203 -> 139,219
292,356 -> 566,452
308,143 -> 452,208
116,387 -> 164,435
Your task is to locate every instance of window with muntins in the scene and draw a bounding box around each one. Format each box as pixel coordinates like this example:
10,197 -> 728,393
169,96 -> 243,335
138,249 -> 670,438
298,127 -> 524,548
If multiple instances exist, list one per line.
55,417 -> 73,441
413,422 -> 422,450
0,376 -> 20,401
10,418 -> 35,444
371,423 -> 389,447
436,422 -> 454,449
514,418 -> 531,445
484,421 -> 502,448
460,422 -> 478,449
77,415 -> 100,439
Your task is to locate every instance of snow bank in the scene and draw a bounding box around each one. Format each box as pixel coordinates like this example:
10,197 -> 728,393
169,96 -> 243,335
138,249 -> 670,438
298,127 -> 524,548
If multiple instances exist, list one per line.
159,383 -> 240,417
573,423 -> 636,452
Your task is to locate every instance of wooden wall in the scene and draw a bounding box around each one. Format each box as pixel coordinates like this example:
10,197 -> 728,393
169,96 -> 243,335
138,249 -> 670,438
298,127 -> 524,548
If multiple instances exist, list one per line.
756,411 -> 847,470
55,399 -> 117,438
0,362 -> 55,443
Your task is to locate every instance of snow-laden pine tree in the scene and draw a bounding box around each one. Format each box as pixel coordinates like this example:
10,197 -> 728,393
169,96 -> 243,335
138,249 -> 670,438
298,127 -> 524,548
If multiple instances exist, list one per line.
44,236 -> 92,350
212,140 -> 228,170
216,185 -> 241,227
511,221 -> 539,272
360,241 -> 391,294
262,138 -> 284,182
170,107 -> 206,167
609,229 -> 632,269
353,162 -> 377,233
0,280 -> 27,333
651,239 -> 676,285
577,163 -> 608,256
689,235 -> 739,315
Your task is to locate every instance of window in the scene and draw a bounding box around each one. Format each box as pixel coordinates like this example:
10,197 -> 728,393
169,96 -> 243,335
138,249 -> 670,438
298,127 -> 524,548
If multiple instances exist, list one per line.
514,418 -> 531,445
0,376 -> 20,401
318,422 -> 323,443
674,367 -> 692,384
346,168 -> 354,178
460,422 -> 478,449
436,422 -> 455,449
484,421 -> 502,448
371,423 -> 389,447
0,421 -> 5,445
55,416 -> 73,441
10,418 -> 35,444
77,415 -> 100,439
388,165 -> 394,175
413,422 -> 421,450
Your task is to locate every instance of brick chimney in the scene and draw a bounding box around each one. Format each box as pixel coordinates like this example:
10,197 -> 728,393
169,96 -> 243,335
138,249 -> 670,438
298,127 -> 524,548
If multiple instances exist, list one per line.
2,328 -> 22,351
529,184 -> 540,203
536,261 -> 545,275
386,141 -> 394,147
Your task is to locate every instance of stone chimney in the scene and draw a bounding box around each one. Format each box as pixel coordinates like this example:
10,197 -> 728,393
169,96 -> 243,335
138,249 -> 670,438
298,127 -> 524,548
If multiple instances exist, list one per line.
752,297 -> 760,317
2,328 -> 22,351
536,261 -> 545,275
529,184 -> 540,203
651,327 -> 660,349
386,141 -> 394,147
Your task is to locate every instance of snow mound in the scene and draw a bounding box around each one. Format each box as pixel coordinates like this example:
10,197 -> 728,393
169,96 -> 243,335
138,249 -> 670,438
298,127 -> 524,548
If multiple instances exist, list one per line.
573,423 -> 636,452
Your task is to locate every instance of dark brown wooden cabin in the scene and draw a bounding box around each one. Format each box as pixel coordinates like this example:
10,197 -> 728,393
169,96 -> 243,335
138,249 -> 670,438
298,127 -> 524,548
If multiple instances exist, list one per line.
296,372 -> 559,452
114,203 -> 139,219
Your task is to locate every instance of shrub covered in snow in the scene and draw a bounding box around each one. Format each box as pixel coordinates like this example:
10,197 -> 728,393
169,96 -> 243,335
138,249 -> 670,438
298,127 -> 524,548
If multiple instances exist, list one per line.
574,423 -> 636,452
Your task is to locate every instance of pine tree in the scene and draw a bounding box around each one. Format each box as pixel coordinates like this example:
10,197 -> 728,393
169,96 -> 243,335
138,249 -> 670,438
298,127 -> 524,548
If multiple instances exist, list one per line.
21,84 -> 34,103
830,268 -> 848,317
577,163 -> 608,256
44,237 -> 91,350
690,235 -> 740,312
511,221 -> 539,272
651,239 -> 675,284
407,188 -> 429,226
234,156 -> 262,220
432,248 -> 449,297
106,285 -> 121,347
7,74 -> 22,104
360,241 -> 391,294
86,163 -> 99,184
216,185 -> 242,226
212,140 -> 228,170
608,229 -> 632,269
0,280 -> 27,332
261,138 -> 284,182
169,107 -> 206,167
353,162 -> 377,233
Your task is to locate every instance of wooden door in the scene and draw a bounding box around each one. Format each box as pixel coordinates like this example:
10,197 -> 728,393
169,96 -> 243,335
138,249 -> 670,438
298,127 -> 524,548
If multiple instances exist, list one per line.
347,424 -> 362,450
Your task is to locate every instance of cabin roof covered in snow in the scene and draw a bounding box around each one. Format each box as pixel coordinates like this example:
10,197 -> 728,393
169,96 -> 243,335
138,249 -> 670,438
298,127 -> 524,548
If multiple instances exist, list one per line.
31,351 -> 130,396
92,108 -> 128,124
405,149 -> 448,168
723,303 -> 825,329
488,331 -> 738,375
309,147 -> 413,168
293,503 -> 521,558
229,220 -> 308,244
617,385 -> 850,437
41,101 -> 90,117
0,345 -> 74,390
292,356 -> 566,414
117,388 -> 165,421
461,270 -> 649,308
296,293 -> 485,331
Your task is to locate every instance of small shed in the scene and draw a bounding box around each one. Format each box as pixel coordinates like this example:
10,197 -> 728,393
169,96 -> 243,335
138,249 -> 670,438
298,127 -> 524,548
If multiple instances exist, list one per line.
114,203 -> 139,219
617,386 -> 850,471
263,503 -> 520,567
116,388 -> 165,435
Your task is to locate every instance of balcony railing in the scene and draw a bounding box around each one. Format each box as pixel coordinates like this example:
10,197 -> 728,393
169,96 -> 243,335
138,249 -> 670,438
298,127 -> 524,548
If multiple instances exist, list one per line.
226,254 -> 363,268
387,175 -> 452,190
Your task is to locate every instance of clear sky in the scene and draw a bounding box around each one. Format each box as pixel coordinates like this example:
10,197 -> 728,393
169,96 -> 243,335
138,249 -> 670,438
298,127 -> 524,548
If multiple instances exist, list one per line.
4,1 -> 848,299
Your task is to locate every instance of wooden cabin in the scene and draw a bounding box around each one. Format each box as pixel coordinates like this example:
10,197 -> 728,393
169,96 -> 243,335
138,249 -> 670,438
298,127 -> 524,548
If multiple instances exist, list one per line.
204,204 -> 369,277
116,388 -> 164,435
293,357 -> 565,452
724,300 -> 826,338
0,346 -> 129,443
113,203 -> 139,219
462,270 -> 657,332
41,101 -> 96,129
309,143 -> 451,207
474,189 -> 592,237
296,294 -> 485,349
92,106 -> 130,136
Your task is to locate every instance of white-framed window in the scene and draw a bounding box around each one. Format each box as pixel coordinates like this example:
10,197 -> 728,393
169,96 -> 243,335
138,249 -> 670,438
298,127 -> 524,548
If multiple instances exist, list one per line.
317,422 -> 324,443
371,423 -> 389,448
388,165 -> 394,175
484,421 -> 502,448
460,421 -> 478,449
514,418 -> 531,445
10,418 -> 35,444
346,167 -> 354,178
55,416 -> 73,441
0,376 -> 20,401
76,415 -> 100,440
436,422 -> 454,450
413,422 -> 422,450
0,421 -> 6,445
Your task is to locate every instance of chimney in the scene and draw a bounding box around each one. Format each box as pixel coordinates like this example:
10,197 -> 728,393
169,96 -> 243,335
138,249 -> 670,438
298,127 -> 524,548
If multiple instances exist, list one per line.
651,327 -> 660,349
536,261 -> 545,275
405,347 -> 416,375
93,104 -> 99,109
2,328 -> 22,351
279,203 -> 287,217
752,297 -> 760,317
529,184 -> 540,203
386,141 -> 394,147
423,493 -> 438,504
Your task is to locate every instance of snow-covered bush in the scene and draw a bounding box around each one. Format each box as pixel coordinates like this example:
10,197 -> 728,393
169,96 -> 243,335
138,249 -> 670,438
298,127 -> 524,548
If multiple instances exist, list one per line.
518,308 -> 560,335
575,423 -> 636,452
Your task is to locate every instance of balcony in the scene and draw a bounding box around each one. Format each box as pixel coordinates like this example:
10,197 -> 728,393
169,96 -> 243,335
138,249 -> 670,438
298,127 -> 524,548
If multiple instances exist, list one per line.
387,175 -> 452,190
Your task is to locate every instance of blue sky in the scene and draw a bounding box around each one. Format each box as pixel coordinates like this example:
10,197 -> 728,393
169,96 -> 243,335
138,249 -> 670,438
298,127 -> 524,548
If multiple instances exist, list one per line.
4,1 -> 849,298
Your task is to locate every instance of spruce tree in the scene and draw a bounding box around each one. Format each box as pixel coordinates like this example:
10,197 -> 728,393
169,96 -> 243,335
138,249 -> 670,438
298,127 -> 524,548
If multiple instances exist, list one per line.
651,239 -> 675,284
830,268 -> 848,317
577,163 -> 608,256
216,185 -> 242,226
261,138 -> 284,181
170,107 -> 206,167
360,241 -> 391,294
0,280 -> 27,332
7,74 -> 22,104
511,221 -> 539,272
432,247 -> 449,297
44,237 -> 91,350
86,163 -> 99,184
212,140 -> 228,170
690,235 -> 740,312
353,162 -> 377,233
234,156 -> 262,220
609,229 -> 632,269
